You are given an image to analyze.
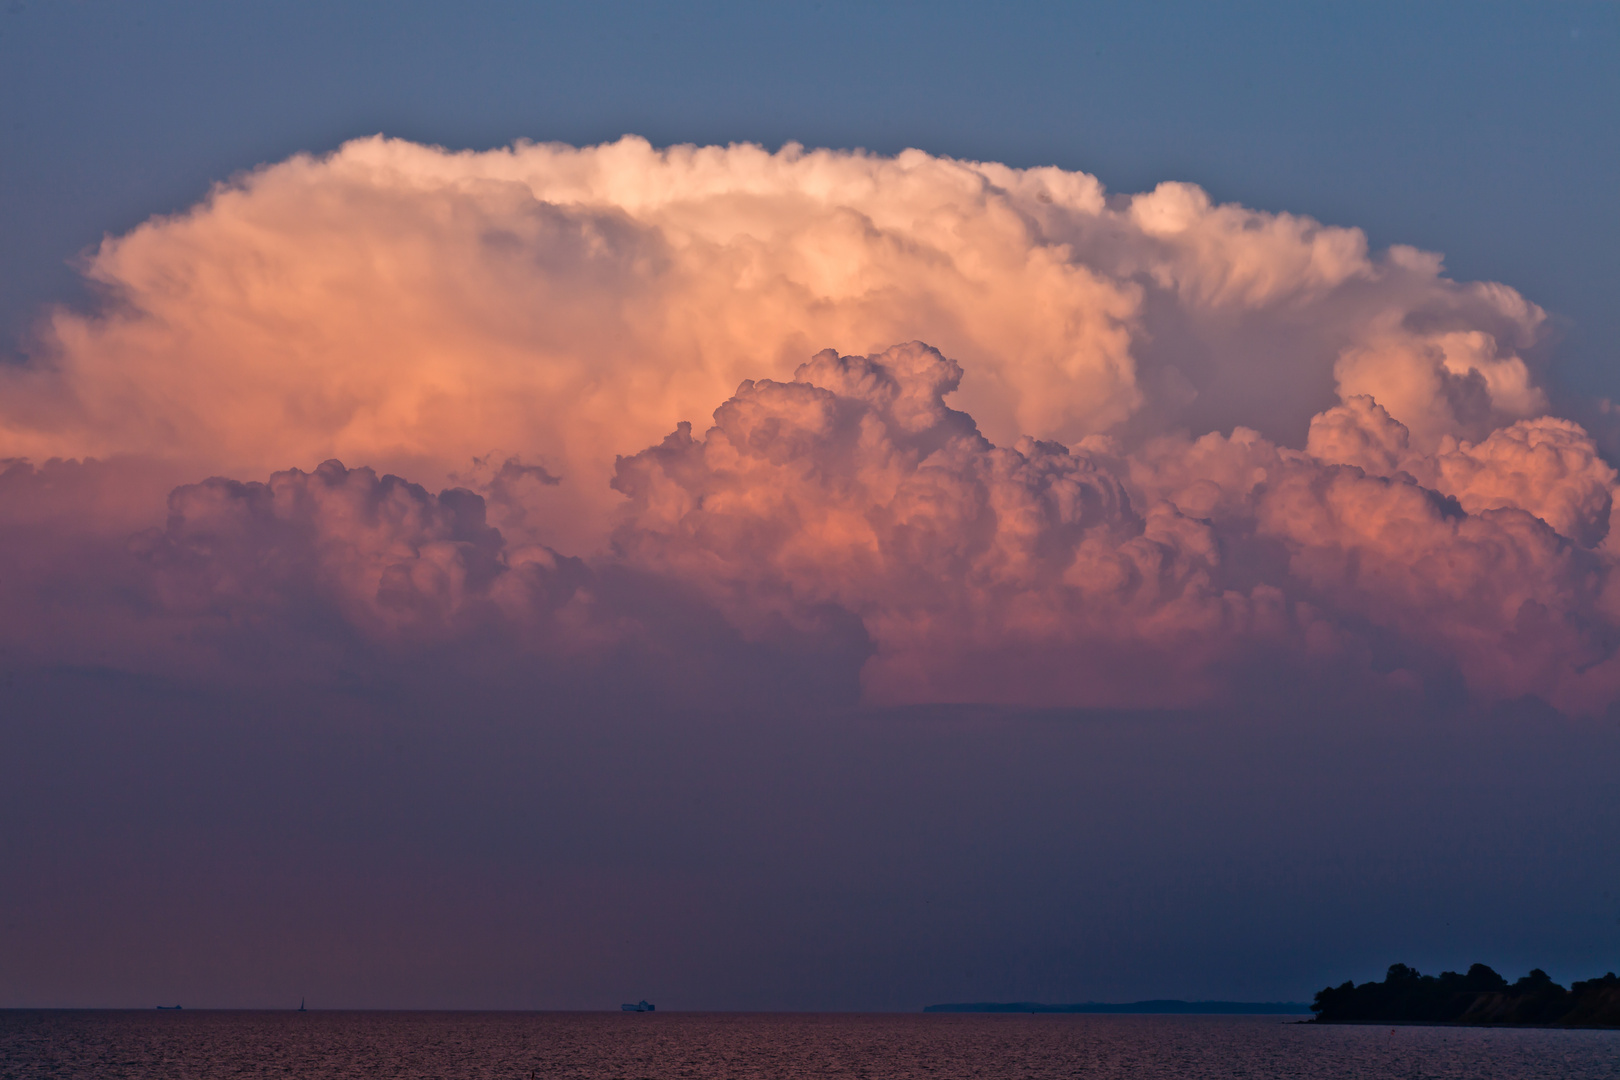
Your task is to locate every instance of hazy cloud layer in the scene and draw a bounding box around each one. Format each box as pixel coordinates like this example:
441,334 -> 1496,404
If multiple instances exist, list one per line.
0,138 -> 1613,712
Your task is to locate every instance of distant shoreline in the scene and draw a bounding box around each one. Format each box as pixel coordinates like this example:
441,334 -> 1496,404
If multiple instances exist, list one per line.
923,1001 -> 1310,1015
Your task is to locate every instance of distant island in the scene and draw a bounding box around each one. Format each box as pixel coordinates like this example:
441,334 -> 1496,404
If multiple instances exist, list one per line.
924,1000 -> 1309,1014
1311,964 -> 1620,1027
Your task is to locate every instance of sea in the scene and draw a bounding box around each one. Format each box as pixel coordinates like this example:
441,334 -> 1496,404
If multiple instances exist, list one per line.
2,1010 -> 1617,1079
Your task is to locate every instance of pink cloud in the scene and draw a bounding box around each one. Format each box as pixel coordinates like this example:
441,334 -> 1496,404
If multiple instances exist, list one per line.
0,139 -> 1612,713
0,137 -> 1552,555
611,344 -> 1620,710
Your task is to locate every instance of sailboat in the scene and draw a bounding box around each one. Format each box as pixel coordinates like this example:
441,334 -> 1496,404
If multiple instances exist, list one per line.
298,997 -> 307,1012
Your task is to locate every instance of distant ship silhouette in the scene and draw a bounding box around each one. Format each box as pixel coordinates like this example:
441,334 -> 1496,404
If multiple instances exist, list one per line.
156,1005 -> 181,1010
620,1000 -> 655,1012
298,997 -> 306,1012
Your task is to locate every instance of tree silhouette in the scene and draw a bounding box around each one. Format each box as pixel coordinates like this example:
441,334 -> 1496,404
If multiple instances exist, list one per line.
1311,963 -> 1618,1027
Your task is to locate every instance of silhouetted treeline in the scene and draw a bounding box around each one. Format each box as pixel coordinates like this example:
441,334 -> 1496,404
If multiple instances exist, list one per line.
1312,964 -> 1620,1027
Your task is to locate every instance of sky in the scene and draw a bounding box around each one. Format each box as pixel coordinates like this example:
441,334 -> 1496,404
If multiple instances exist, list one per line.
2,1 -> 1620,1010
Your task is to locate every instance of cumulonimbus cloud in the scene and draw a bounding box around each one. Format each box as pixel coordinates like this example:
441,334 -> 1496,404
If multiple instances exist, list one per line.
2,136 -> 1550,551
0,137 -> 1614,712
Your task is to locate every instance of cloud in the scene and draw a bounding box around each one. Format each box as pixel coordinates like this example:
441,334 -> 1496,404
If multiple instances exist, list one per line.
0,456 -> 870,705
0,138 -> 1614,712
1308,397 -> 1617,548
610,342 -> 1237,707
611,343 -> 1620,710
0,137 -> 1550,554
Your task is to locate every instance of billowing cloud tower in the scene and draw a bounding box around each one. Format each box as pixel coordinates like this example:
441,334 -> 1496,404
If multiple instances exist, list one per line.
2,137 -> 1614,711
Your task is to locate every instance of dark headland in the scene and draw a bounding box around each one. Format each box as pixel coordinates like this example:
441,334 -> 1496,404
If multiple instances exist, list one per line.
924,1000 -> 1309,1014
1311,964 -> 1620,1028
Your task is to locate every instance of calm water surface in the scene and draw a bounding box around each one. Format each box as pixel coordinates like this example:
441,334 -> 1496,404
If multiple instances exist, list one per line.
2,1011 -> 1617,1079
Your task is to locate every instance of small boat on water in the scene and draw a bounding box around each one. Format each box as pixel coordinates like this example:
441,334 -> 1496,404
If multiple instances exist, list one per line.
156,1005 -> 182,1010
620,1000 -> 656,1012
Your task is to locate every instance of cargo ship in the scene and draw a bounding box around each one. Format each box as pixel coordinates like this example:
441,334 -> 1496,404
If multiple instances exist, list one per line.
620,1000 -> 655,1012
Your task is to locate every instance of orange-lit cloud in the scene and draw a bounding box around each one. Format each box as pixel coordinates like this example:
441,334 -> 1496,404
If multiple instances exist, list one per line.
611,343 -> 1620,710
1,137 -> 1549,552
0,138 -> 1611,712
